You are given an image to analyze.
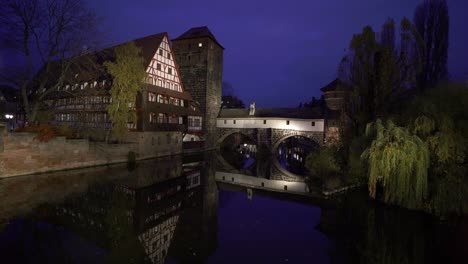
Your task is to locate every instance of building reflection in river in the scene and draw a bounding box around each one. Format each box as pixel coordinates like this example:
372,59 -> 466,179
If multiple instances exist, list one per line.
0,153 -> 218,264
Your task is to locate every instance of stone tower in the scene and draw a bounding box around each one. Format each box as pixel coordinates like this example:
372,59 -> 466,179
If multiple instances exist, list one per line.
172,27 -> 224,148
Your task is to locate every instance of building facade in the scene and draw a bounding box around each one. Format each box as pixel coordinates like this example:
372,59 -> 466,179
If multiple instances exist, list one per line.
40,32 -> 204,140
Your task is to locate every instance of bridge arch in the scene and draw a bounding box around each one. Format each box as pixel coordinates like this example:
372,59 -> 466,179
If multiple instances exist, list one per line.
216,128 -> 257,147
271,133 -> 322,181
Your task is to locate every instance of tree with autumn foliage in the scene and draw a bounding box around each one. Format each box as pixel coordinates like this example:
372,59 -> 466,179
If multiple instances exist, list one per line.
104,42 -> 146,142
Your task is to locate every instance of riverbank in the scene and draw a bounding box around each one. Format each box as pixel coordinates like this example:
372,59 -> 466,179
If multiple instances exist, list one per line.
0,131 -> 183,178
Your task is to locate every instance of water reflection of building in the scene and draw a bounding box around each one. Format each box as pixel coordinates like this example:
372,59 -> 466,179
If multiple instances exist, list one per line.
169,152 -> 219,263
43,156 -> 203,263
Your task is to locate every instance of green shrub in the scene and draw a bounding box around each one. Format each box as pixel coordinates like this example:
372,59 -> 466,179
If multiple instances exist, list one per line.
305,147 -> 340,179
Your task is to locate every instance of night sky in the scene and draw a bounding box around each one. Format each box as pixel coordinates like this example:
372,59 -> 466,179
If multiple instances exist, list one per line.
2,0 -> 467,107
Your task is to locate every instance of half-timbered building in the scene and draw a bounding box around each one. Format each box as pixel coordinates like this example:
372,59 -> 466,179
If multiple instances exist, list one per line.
40,32 -> 203,140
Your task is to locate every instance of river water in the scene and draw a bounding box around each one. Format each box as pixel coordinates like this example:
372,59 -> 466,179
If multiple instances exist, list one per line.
0,153 -> 466,263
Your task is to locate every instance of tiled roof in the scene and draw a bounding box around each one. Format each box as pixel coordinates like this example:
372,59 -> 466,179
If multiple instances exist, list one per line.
38,33 -> 167,85
218,107 -> 323,119
172,26 -> 224,49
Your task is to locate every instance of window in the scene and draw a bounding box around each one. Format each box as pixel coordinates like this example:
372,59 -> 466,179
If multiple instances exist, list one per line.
174,84 -> 179,91
179,117 -> 183,124
158,113 -> 166,123
159,49 -> 163,56
180,99 -> 184,106
224,120 -> 227,124
286,120 -> 290,125
263,120 -> 267,124
167,53 -> 171,59
169,114 -> 178,124
156,63 -> 161,71
148,92 -> 156,102
311,121 -> 315,126
233,120 -> 236,124
157,94 -> 164,103
168,67 -> 172,75
149,112 -> 156,124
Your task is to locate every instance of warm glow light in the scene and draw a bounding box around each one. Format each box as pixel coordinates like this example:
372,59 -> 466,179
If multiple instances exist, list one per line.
198,42 -> 203,47
4,114 -> 14,119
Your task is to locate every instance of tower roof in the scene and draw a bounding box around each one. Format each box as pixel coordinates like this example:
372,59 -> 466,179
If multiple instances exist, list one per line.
320,79 -> 350,92
172,26 -> 224,49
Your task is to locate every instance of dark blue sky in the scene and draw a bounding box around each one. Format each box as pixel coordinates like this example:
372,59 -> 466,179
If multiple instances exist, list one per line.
2,0 -> 467,107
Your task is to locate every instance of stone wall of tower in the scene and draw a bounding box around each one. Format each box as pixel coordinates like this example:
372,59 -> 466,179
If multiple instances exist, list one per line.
172,38 -> 223,148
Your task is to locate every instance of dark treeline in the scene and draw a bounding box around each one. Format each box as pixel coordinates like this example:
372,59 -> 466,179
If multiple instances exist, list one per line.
306,0 -> 467,217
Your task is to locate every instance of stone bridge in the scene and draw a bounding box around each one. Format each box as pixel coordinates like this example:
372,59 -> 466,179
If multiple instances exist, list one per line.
215,106 -> 327,181
216,127 -> 324,150
215,127 -> 324,182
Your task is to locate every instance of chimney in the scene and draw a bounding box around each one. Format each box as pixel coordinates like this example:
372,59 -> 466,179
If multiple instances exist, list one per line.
249,102 -> 255,116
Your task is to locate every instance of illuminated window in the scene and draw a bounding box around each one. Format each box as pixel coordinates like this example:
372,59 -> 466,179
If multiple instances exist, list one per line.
157,113 -> 167,123
198,42 -> 203,47
149,112 -> 156,123
157,94 -> 165,103
148,92 -> 156,102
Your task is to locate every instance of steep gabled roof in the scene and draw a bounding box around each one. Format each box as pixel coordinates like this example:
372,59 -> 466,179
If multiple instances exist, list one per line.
130,32 -> 167,68
172,26 -> 224,49
37,32 -> 168,86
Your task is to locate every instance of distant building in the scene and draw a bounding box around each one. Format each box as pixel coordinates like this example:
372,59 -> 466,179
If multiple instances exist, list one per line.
221,95 -> 245,109
320,78 -> 352,145
0,85 -> 23,130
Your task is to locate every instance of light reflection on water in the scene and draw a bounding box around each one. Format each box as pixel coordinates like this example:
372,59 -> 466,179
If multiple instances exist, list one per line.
0,152 -> 466,264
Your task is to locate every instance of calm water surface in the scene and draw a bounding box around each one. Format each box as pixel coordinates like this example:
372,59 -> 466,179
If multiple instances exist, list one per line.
0,153 -> 466,263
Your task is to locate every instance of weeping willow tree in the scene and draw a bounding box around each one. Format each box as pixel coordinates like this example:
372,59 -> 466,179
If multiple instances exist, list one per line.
361,119 -> 429,209
405,83 -> 468,215
104,41 -> 146,142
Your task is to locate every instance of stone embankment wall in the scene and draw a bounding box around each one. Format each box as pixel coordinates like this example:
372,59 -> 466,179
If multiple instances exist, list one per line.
0,131 -> 182,178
